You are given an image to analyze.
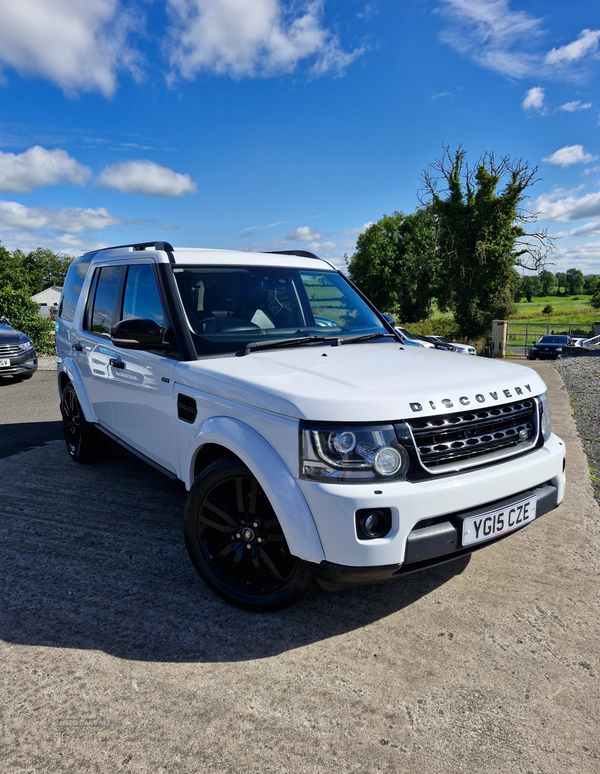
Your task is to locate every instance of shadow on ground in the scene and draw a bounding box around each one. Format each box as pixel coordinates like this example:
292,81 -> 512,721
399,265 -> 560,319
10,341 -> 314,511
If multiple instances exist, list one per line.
0,420 -> 63,459
0,442 -> 470,664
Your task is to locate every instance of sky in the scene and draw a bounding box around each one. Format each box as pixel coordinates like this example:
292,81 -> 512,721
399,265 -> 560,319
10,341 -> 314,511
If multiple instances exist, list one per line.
0,0 -> 599,275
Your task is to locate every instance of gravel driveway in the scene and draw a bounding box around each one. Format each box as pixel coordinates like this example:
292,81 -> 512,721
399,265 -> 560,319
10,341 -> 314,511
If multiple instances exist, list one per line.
554,355 -> 600,505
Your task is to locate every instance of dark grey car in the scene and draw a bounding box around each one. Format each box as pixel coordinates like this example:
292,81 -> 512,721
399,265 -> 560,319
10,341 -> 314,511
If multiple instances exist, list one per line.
0,320 -> 37,380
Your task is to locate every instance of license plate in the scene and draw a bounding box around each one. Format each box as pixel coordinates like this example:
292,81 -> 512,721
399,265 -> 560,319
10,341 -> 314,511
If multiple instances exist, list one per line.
462,496 -> 536,546
0,358 -> 10,367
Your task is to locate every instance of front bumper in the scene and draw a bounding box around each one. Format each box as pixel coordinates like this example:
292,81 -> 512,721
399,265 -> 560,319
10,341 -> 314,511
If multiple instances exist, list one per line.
311,481 -> 559,590
0,350 -> 38,377
298,432 -> 565,568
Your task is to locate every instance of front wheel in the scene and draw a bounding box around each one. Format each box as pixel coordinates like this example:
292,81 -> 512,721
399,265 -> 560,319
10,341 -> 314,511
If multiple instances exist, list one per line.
61,382 -> 111,463
184,458 -> 314,611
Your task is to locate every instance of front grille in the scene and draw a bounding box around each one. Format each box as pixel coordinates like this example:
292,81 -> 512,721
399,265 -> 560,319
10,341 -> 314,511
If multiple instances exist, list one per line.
405,398 -> 539,473
0,344 -> 20,357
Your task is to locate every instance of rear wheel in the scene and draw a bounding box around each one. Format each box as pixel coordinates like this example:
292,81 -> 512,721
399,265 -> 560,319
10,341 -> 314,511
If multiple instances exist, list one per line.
61,382 -> 111,463
184,458 -> 313,611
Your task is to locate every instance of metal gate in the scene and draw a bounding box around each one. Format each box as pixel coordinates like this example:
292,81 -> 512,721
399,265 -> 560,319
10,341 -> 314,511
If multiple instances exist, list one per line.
506,322 -> 595,357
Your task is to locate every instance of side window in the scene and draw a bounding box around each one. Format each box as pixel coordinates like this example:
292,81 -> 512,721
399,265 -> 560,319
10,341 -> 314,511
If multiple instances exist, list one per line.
85,266 -> 121,337
121,264 -> 167,329
58,258 -> 91,322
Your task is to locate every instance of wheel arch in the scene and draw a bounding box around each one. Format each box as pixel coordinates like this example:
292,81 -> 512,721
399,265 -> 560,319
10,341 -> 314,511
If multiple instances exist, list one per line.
187,417 -> 325,563
58,357 -> 96,423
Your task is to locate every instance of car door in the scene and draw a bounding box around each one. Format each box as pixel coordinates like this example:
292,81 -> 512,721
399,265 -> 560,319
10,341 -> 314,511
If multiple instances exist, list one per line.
76,264 -> 122,429
108,262 -> 178,474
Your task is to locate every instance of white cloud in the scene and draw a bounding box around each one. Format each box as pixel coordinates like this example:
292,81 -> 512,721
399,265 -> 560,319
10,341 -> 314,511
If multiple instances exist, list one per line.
542,145 -> 598,168
307,240 -> 336,251
0,231 -> 112,256
285,225 -> 331,241
96,160 -> 197,196
0,0 -> 142,97
340,222 -> 374,238
0,146 -> 91,192
436,0 -> 542,78
559,100 -> 592,112
554,221 -> 600,238
522,86 -> 545,111
549,240 -> 600,274
545,29 -> 600,67
0,200 -> 123,233
534,189 -> 600,222
167,0 -> 362,79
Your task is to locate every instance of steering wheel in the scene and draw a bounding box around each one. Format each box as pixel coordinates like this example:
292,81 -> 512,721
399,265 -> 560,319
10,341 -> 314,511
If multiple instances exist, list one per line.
192,317 -> 216,334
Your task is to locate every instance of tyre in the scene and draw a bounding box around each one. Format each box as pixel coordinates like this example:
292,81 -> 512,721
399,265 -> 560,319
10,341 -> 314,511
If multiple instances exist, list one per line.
184,458 -> 314,611
61,382 -> 111,463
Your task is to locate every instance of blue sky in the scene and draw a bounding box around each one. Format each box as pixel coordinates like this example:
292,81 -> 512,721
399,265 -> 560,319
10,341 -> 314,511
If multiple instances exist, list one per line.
0,0 -> 599,274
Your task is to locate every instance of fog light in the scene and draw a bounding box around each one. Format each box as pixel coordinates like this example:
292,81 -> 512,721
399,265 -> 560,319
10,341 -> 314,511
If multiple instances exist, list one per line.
356,508 -> 392,540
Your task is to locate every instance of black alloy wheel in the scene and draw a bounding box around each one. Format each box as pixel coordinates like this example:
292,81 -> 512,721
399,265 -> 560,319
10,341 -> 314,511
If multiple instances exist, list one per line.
184,458 -> 313,611
61,382 -> 111,463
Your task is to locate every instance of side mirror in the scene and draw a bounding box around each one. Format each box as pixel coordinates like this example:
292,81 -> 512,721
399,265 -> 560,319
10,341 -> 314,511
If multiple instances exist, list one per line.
381,313 -> 396,325
111,318 -> 170,350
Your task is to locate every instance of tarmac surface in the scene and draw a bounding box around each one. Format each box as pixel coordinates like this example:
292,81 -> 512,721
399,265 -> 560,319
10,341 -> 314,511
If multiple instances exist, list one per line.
0,359 -> 598,773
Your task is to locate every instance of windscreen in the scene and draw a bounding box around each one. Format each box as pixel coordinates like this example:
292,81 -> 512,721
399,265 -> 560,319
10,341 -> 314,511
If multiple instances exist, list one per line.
539,336 -> 569,344
171,266 -> 387,355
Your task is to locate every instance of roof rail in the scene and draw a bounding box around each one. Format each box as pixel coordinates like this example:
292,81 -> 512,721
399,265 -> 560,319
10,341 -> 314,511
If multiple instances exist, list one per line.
266,249 -> 321,260
83,241 -> 174,256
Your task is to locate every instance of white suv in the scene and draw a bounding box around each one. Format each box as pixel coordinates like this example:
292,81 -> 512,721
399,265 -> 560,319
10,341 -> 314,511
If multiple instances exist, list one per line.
56,242 -> 566,610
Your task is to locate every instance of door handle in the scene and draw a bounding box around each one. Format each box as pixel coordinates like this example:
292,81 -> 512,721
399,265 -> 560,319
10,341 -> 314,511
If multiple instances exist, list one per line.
109,358 -> 125,369
72,343 -> 83,352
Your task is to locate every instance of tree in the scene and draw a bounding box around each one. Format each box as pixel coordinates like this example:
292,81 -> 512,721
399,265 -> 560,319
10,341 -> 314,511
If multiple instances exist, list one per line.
521,275 -> 542,302
421,146 -> 554,338
347,208 -> 438,323
0,243 -> 30,292
583,275 -> 599,295
566,267 -> 584,296
555,272 -> 567,296
591,288 -> 600,310
17,247 -> 74,295
539,269 -> 558,296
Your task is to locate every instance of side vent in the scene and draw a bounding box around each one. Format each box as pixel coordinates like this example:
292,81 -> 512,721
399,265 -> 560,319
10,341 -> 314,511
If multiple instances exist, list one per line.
177,394 -> 198,424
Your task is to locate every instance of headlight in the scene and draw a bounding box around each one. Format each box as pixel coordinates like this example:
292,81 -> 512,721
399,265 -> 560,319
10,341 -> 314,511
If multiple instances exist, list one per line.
17,338 -> 34,351
555,347 -> 562,353
539,392 -> 552,442
300,423 -> 409,482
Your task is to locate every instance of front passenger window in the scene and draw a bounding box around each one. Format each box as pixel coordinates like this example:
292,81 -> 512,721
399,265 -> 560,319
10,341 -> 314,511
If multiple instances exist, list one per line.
122,264 -> 167,329
86,266 -> 121,337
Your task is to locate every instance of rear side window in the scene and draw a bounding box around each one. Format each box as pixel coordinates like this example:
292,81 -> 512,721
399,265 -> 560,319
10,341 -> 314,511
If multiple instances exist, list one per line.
58,259 -> 91,322
122,264 -> 167,329
85,266 -> 121,337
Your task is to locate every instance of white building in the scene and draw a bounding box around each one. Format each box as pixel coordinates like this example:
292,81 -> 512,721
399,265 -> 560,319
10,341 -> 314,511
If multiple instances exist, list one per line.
31,286 -> 62,318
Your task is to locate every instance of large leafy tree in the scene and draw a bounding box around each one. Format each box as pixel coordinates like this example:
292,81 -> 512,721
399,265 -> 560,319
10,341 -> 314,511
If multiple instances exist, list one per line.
17,247 -> 74,295
421,146 -> 554,338
584,275 -> 599,295
521,274 -> 542,302
565,267 -> 585,295
539,269 -> 558,296
347,208 -> 438,323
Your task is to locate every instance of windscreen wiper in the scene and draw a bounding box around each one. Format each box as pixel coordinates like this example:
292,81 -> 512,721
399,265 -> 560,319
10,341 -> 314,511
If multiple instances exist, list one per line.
341,332 -> 395,344
244,335 -> 340,355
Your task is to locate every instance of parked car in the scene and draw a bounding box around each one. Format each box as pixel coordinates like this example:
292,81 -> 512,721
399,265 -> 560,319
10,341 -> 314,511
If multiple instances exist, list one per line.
426,335 -> 476,355
395,327 -> 435,348
0,316 -> 37,380
528,335 -> 572,360
56,241 -> 565,611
